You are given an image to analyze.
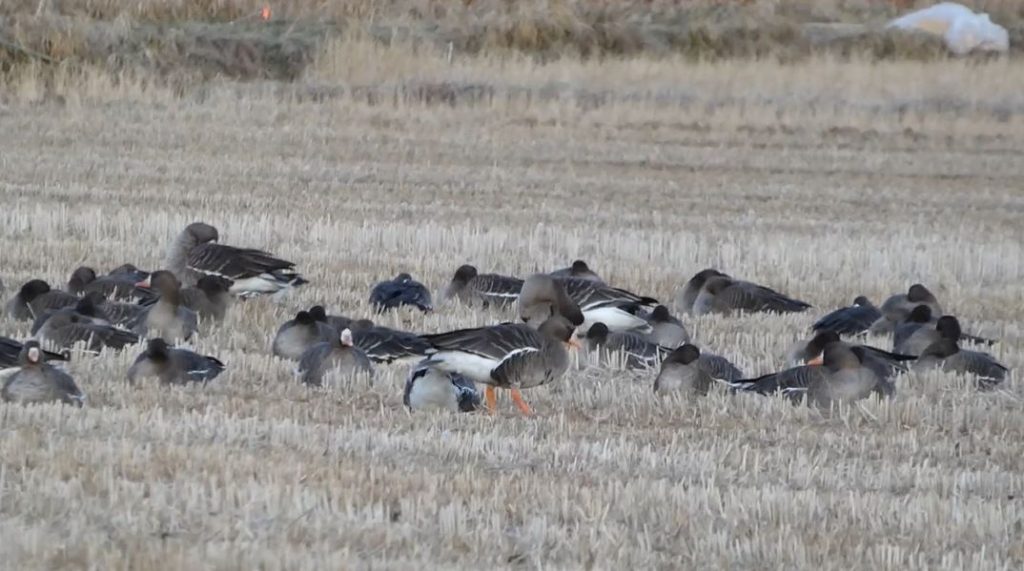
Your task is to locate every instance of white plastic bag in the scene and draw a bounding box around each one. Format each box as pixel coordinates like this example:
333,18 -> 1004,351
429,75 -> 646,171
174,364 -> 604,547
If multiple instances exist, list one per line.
887,2 -> 1009,55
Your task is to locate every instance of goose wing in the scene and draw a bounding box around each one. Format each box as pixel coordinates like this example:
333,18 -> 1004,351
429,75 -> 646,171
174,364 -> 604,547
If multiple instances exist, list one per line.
812,304 -> 881,335
187,242 -> 295,280
422,323 -> 541,361
559,278 -> 657,311
352,327 -> 431,363
717,281 -> 811,314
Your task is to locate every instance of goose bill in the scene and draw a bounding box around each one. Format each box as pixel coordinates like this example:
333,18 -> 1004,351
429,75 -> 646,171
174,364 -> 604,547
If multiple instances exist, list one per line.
806,353 -> 824,366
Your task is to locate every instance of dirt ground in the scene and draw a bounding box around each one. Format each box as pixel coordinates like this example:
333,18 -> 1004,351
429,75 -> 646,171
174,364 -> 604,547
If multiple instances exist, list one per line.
0,50 -> 1022,569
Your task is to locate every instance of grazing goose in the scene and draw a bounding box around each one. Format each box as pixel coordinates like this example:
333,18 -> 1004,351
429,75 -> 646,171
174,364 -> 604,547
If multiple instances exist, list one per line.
549,260 -> 604,284
676,269 -> 728,315
67,266 -> 154,301
5,279 -> 79,321
272,310 -> 336,361
653,344 -> 713,396
36,298 -> 139,352
556,277 -> 657,334
643,305 -> 690,348
914,338 -> 1008,387
403,361 -> 481,412
693,275 -> 811,316
584,322 -> 665,370
127,338 -> 225,385
1,341 -> 85,406
786,331 -> 913,382
179,275 -> 233,322
165,222 -> 307,297
370,273 -> 433,313
732,342 -> 885,406
297,328 -> 375,387
420,315 -> 578,415
130,271 -> 199,341
441,264 -> 523,308
812,296 -> 882,336
351,325 -> 431,364
1,336 -> 68,367
517,274 -> 585,329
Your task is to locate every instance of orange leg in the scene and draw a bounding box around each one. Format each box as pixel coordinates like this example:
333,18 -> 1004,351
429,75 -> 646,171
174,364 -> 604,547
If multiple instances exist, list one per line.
484,386 -> 498,414
509,388 -> 533,416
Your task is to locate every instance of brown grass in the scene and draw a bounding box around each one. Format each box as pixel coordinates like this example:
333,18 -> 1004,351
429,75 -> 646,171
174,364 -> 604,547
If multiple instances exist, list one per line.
0,40 -> 1022,569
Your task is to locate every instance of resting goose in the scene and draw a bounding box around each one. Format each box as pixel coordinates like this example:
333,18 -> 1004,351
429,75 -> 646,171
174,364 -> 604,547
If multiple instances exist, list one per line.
30,294 -> 112,335
693,275 -> 811,316
549,260 -> 604,284
676,269 -> 728,315
307,305 -> 365,333
67,266 -> 153,301
165,222 -> 307,297
1,336 -> 68,367
869,284 -> 944,335
1,341 -> 85,406
914,338 -> 1008,387
179,275 -> 233,322
517,274 -> 585,329
812,296 -> 882,336
127,338 -> 225,385
441,264 -> 523,308
5,279 -> 79,321
35,298 -> 139,352
403,361 -> 481,412
272,310 -> 336,361
555,276 -> 657,334
584,323 -> 665,370
297,328 -> 375,387
130,271 -> 199,341
786,331 -> 913,382
420,315 -> 578,415
370,273 -> 433,313
643,305 -> 690,348
653,344 -> 713,396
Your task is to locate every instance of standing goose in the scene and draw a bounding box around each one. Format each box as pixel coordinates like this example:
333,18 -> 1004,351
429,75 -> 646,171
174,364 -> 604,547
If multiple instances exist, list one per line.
1,336 -> 68,367
127,338 -> 225,385
350,325 -> 431,364
420,315 -> 578,415
272,310 -> 336,361
584,323 -> 665,370
165,222 -> 307,297
5,279 -> 79,321
676,269 -> 728,315
403,361 -> 481,412
441,264 -> 524,308
732,342 -> 885,406
653,344 -> 713,396
913,338 -> 1008,387
812,296 -> 882,336
370,273 -> 433,313
556,276 -> 657,334
297,328 -> 375,387
130,271 -> 199,341
643,305 -> 690,348
549,260 -> 604,284
693,275 -> 811,316
517,274 -> 585,329
35,298 -> 140,352
786,331 -> 913,382
179,275 -> 233,322
2,341 -> 85,406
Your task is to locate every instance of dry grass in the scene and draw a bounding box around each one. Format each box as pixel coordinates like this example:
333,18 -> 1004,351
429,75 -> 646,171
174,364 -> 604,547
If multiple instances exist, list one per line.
1,42 -> 1023,569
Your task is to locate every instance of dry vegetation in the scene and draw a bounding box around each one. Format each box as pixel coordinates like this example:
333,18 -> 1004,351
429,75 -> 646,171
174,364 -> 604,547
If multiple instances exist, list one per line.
1,28 -> 1024,570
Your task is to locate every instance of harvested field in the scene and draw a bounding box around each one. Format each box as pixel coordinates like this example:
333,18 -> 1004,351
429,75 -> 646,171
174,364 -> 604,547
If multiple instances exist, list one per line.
1,38 -> 1023,569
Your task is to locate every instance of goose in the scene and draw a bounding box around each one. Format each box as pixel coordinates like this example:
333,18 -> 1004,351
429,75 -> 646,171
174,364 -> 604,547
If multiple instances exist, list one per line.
403,361 -> 481,412
643,305 -> 690,348
892,307 -> 954,356
731,342 -> 888,405
869,284 -> 943,335
108,264 -> 150,283
549,260 -> 604,284
526,275 -> 655,334
35,298 -> 139,352
653,344 -> 713,396
127,338 -> 225,385
165,222 -> 307,297
129,271 -> 199,341
272,310 -> 336,361
30,294 -> 113,335
370,273 -> 433,313
913,338 -> 1008,387
307,305 -> 366,333
420,315 -> 578,415
4,279 -> 78,321
297,328 -> 375,387
441,264 -> 523,308
583,322 -> 665,370
695,350 -> 745,383
693,275 -> 811,316
179,275 -> 233,322
786,330 -> 914,381
1,336 -> 68,367
67,266 -> 153,301
812,296 -> 882,336
676,269 -> 728,315
517,274 -> 585,329
350,325 -> 431,364
1,341 -> 85,406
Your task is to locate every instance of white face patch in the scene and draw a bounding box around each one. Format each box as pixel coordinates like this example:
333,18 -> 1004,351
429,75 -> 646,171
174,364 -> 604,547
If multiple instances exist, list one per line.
340,328 -> 353,347
28,347 -> 41,363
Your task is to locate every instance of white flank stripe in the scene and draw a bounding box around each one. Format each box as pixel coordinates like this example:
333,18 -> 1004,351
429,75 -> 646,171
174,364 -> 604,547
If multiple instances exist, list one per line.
430,351 -> 499,384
